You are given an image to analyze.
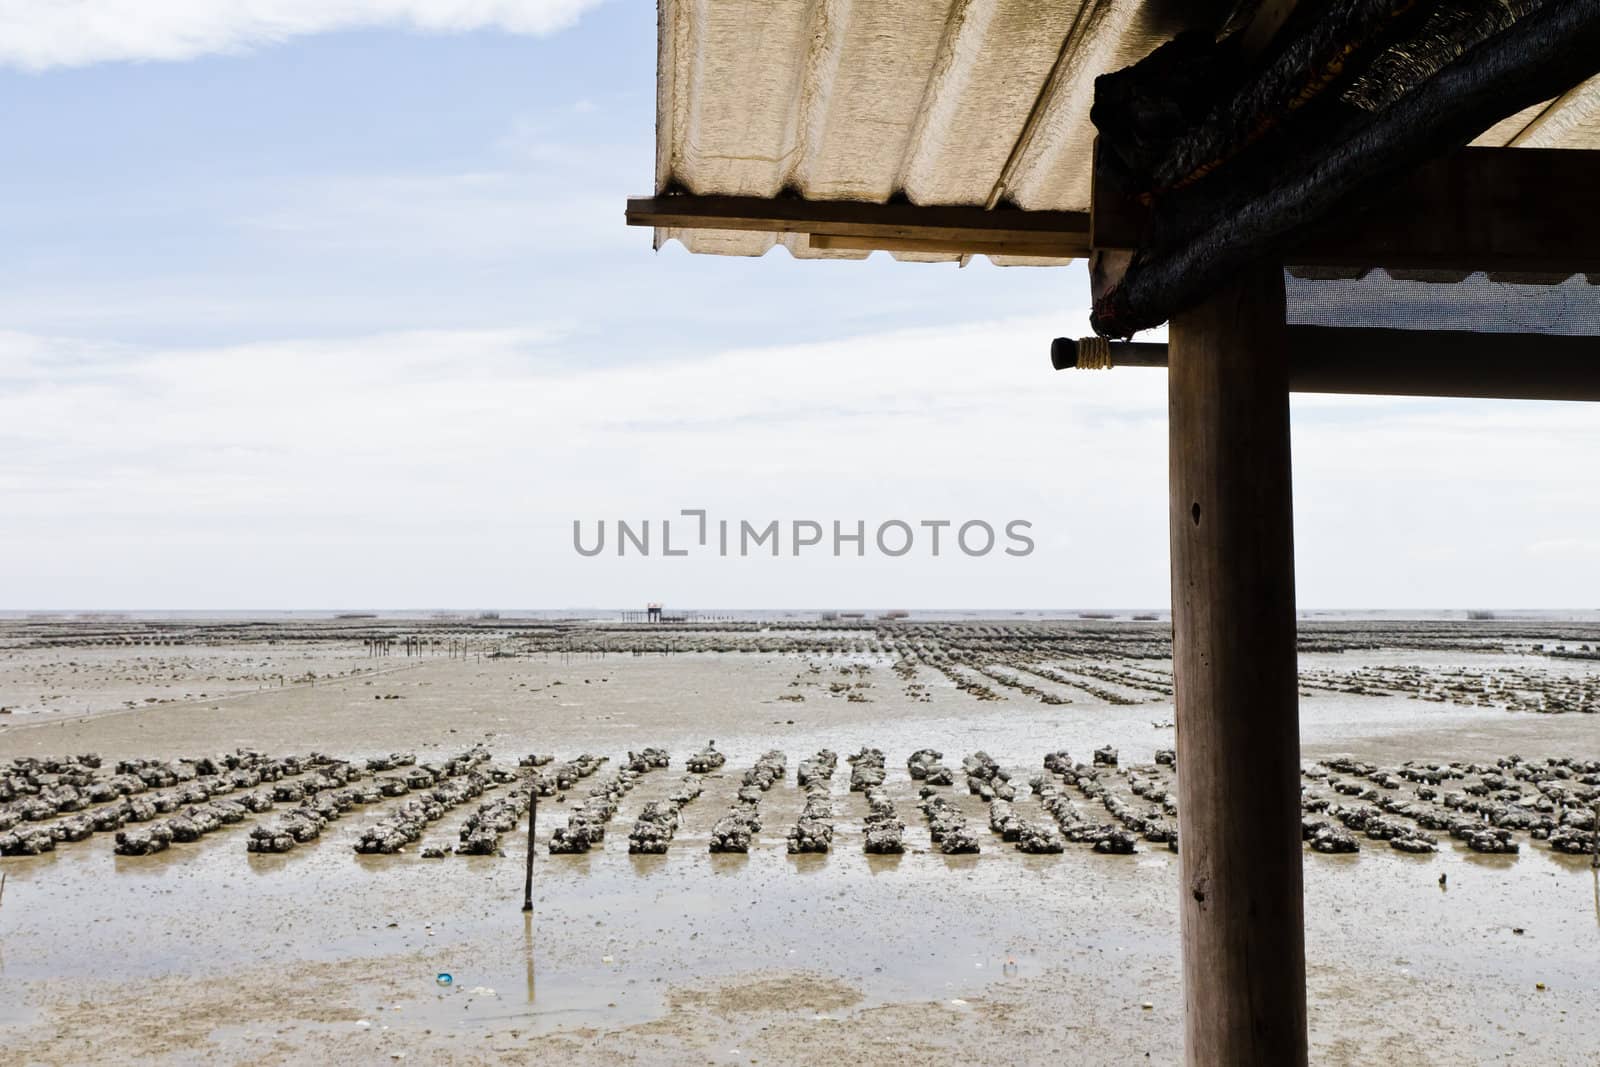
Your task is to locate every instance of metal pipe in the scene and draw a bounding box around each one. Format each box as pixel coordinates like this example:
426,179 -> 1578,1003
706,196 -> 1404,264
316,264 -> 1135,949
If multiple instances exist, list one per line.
1052,326 -> 1600,402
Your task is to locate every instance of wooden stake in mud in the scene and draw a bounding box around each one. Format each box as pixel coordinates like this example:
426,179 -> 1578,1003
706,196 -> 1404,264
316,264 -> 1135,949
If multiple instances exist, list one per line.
522,792 -> 538,912
1169,262 -> 1307,1066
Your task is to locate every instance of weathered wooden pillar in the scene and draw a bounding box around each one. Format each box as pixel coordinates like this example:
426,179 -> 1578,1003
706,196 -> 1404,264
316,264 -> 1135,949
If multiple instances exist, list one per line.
1168,262 -> 1306,1066
522,793 -> 537,912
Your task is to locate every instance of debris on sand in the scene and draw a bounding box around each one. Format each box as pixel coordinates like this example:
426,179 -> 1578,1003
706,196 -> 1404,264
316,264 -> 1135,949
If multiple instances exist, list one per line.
989,798 -> 1023,842
686,743 -> 726,774
1035,754 -> 1150,854
112,824 -> 171,856
907,748 -> 940,779
347,754 -> 494,855
1308,824 -> 1360,854
1,826 -> 58,856
1548,826 -> 1597,855
629,775 -> 703,854
709,808 -> 759,853
1091,829 -> 1138,855
742,750 -> 787,791
624,748 -> 670,774
786,810 -> 833,853
847,747 -> 885,793
962,751 -> 1015,802
628,799 -> 678,854
920,794 -> 979,854
709,752 -> 784,853
796,750 -> 838,789
1462,827 -> 1518,854
1390,835 -> 1438,854
550,767 -> 650,854
528,754 -> 608,797
863,786 -> 905,854
8,735 -> 1597,873
907,748 -> 954,785
788,750 -> 837,854
1015,821 -> 1065,854
455,787 -> 535,855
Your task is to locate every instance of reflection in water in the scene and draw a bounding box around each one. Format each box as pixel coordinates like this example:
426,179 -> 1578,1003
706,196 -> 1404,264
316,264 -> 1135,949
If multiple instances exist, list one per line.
523,912 -> 536,1004
708,852 -> 749,876
243,847 -> 318,875
939,852 -> 981,873
787,852 -> 828,876
865,852 -> 904,875
4,851 -> 62,879
1588,802 -> 1600,923
547,850 -> 595,876
627,853 -> 668,879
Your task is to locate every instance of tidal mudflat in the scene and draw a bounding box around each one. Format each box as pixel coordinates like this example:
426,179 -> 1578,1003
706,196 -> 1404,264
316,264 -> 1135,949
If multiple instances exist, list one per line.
1,616 -> 1597,1065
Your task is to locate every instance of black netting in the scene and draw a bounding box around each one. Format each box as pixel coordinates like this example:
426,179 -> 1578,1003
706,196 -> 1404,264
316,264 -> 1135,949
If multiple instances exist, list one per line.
1089,1 -> 1600,337
1285,269 -> 1600,335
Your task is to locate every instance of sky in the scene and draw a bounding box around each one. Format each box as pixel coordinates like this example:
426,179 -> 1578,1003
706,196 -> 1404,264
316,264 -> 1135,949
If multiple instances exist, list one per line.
1,1 -> 1596,611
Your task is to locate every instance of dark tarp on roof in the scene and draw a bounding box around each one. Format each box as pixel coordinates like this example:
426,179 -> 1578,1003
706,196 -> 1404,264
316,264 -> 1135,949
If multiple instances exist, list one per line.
1090,0 -> 1600,337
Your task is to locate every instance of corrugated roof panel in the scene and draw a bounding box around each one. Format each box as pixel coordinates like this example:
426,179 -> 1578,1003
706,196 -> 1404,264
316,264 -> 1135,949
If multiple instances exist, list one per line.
1004,0 -> 1165,212
660,227 -> 871,260
653,0 -> 1146,265
1469,79 -> 1600,148
658,0 -> 814,198
660,227 -> 998,264
1505,76 -> 1600,148
653,1 -> 1600,266
789,0 -> 951,202
896,0 -> 1085,207
1470,101 -> 1547,146
657,0 -> 1110,210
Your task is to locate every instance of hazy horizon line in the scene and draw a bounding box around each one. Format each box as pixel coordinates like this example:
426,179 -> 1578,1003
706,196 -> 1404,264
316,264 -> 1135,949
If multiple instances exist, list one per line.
2,607 -> 1592,617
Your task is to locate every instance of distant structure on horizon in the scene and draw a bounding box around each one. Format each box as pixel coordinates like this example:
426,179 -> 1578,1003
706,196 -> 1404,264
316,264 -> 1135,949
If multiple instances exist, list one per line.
621,602 -> 690,623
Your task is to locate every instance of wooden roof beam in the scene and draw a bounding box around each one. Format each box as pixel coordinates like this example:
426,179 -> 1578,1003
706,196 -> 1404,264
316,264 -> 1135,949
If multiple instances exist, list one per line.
626,194 -> 1090,259
1093,146 -> 1600,275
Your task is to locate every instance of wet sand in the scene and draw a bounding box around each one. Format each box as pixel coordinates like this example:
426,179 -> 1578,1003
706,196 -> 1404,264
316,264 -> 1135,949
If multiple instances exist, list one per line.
1,620 -> 1598,1064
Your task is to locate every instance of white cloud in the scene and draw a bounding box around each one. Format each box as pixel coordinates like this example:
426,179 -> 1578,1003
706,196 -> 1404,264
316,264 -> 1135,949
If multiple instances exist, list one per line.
0,1 -> 605,71
1,318 -> 1597,610
236,111 -> 643,259
1527,538 -> 1600,559
0,315 -> 1175,607
238,170 -> 630,256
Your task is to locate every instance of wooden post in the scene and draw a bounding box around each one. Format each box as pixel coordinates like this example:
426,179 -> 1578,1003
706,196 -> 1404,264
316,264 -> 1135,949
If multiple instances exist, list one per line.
522,793 -> 537,912
1168,262 -> 1307,1066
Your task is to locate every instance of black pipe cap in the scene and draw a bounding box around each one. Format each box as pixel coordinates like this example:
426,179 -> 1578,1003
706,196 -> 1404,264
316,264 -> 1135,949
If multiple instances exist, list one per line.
1050,337 -> 1076,371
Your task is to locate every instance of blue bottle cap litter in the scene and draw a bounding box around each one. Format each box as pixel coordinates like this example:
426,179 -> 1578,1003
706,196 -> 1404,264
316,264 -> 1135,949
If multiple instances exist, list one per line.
436,973 -> 453,986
